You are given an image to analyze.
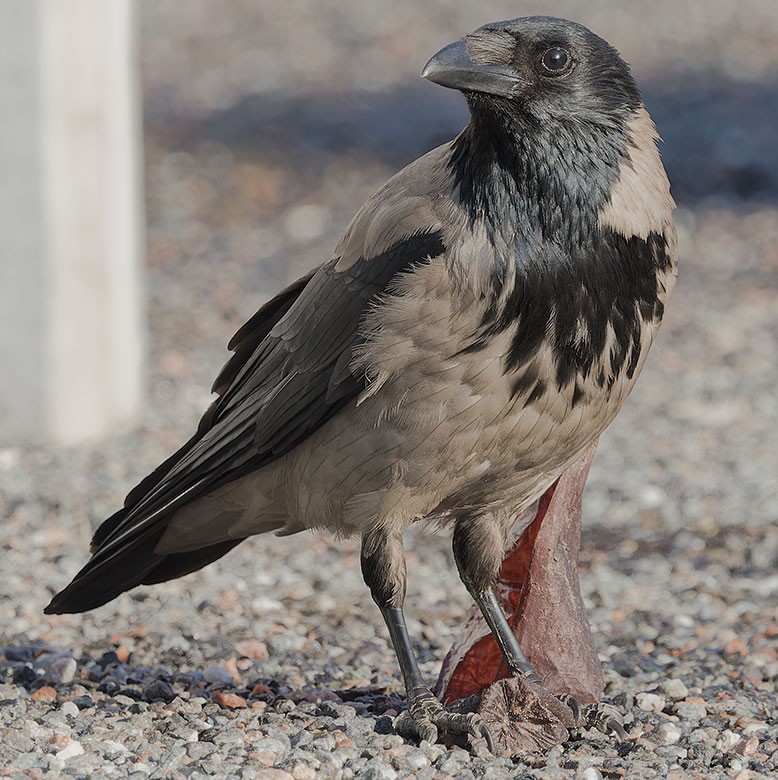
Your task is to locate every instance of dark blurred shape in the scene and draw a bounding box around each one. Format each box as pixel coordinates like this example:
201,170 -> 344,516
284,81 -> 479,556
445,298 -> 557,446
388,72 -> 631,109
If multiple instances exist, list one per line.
146,76 -> 778,207
645,78 -> 778,204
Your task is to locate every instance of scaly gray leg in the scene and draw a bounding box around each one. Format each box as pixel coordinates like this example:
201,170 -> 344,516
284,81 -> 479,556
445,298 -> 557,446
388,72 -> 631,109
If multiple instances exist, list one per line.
361,527 -> 493,749
452,517 -> 540,678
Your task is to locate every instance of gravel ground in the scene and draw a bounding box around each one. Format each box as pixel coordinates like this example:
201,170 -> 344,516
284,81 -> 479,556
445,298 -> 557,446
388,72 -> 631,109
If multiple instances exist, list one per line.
2,1 -> 777,778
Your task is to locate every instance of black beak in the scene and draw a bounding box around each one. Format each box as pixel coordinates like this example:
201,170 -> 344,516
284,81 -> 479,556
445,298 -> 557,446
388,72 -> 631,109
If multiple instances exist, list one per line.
421,38 -> 528,98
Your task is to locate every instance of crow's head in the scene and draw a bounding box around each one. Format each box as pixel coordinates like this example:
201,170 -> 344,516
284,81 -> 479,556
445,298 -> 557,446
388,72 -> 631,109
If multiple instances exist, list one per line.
422,16 -> 641,130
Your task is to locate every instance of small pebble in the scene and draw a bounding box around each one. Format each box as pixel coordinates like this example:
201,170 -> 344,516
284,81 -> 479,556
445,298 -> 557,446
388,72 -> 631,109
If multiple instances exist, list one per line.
657,722 -> 683,744
396,752 -> 428,772
46,656 -> 77,684
724,636 -> 749,656
211,691 -> 248,710
289,762 -> 317,780
235,638 -> 269,660
657,745 -> 687,761
735,716 -> 768,735
357,758 -> 398,780
203,665 -> 236,685
55,741 -> 84,761
143,679 -> 175,703
673,699 -> 707,721
660,678 -> 689,701
717,729 -> 742,752
30,686 -> 57,703
252,736 -> 292,755
686,743 -> 715,766
735,736 -> 759,757
60,701 -> 79,718
103,740 -> 130,754
636,692 -> 666,712
0,683 -> 23,699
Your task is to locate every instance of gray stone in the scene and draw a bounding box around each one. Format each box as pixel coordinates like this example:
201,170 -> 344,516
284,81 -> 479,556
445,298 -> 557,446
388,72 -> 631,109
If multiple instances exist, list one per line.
660,678 -> 689,701
636,692 -> 666,713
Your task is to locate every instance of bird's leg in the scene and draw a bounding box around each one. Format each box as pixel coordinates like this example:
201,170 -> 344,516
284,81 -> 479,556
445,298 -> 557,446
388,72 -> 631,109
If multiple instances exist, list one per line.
360,527 -> 493,749
451,517 -> 540,680
468,588 -> 540,682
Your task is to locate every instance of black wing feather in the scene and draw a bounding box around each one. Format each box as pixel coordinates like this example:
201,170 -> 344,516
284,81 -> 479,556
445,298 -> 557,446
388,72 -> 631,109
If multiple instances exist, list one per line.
213,269 -> 317,396
90,270 -> 317,553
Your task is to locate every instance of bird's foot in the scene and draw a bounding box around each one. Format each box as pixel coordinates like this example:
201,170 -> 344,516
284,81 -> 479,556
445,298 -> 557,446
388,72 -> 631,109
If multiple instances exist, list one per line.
558,694 -> 626,740
395,684 -> 494,751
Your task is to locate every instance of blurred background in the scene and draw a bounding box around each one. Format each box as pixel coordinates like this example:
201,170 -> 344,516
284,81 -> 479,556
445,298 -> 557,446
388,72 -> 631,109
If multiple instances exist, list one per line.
0,0 -> 776,756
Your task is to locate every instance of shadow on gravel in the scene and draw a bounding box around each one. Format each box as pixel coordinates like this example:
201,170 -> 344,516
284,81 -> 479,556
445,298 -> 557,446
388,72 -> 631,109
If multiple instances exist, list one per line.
145,74 -> 778,208
0,644 -> 406,716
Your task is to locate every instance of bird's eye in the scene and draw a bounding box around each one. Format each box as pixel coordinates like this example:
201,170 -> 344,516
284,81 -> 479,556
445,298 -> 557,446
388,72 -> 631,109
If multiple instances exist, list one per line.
541,47 -> 573,75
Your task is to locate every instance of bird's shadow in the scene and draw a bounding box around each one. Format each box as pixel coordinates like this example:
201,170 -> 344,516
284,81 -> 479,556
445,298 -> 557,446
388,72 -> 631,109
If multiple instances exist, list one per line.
0,639 -> 407,716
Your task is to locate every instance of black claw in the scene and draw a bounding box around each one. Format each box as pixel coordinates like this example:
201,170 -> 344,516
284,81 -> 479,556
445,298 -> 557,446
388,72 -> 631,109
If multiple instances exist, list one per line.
394,687 -> 491,750
393,712 -> 414,737
552,695 -> 628,741
478,722 -> 496,753
558,693 -> 582,725
577,701 -> 627,742
606,717 -> 627,741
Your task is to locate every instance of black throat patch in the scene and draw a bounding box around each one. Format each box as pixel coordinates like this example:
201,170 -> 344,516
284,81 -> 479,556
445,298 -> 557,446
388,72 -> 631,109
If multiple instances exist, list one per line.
449,100 -> 631,250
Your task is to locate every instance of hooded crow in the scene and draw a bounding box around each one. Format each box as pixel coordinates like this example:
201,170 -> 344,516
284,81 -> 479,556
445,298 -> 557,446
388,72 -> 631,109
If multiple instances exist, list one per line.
47,16 -> 676,748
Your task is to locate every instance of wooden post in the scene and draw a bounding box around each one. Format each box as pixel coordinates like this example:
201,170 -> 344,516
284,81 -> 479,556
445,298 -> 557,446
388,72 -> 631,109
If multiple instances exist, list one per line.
0,0 -> 143,444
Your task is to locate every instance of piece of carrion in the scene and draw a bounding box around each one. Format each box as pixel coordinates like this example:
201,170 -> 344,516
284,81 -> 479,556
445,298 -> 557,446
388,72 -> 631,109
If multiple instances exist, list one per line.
436,443 -> 602,754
